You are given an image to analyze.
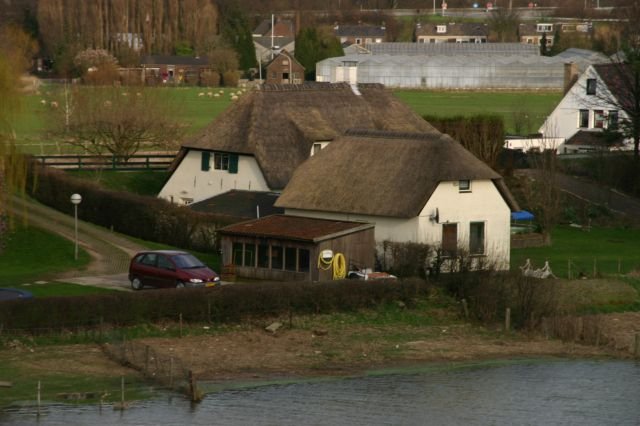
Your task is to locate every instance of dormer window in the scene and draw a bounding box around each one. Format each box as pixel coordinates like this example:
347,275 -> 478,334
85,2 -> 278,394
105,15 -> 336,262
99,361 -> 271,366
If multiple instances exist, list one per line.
586,78 -> 597,95
437,25 -> 447,33
537,23 -> 552,32
458,180 -> 471,192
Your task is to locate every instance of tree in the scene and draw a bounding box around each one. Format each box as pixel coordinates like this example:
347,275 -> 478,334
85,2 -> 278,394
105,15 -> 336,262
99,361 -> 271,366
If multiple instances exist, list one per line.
487,8 -> 520,43
50,87 -> 184,159
0,27 -> 35,250
295,27 -> 343,80
74,49 -> 119,85
218,0 -> 257,72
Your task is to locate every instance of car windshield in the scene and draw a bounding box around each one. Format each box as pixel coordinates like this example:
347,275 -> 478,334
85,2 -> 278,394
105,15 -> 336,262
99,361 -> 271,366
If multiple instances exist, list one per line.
172,254 -> 206,269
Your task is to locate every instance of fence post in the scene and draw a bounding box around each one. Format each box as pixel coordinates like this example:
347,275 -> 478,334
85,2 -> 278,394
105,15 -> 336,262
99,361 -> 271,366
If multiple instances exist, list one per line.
145,345 -> 150,373
568,259 -> 571,280
461,299 -> 469,319
593,258 -> 597,278
179,313 -> 183,338
37,380 -> 41,417
505,308 -> 511,332
169,357 -> 174,388
112,154 -> 116,170
618,258 -> 622,274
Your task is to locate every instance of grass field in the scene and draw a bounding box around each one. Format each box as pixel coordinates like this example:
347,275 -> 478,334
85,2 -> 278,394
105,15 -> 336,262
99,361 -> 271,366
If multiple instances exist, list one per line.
0,225 -> 91,287
12,84 -> 561,155
13,86 -> 233,155
393,90 -> 562,135
511,225 -> 640,279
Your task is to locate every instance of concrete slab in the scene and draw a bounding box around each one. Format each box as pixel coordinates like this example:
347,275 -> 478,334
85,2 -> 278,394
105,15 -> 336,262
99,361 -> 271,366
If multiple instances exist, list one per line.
59,273 -> 131,291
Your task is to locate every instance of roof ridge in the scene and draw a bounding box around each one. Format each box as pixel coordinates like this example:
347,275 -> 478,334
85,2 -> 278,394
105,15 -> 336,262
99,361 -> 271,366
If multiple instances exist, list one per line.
344,128 -> 440,140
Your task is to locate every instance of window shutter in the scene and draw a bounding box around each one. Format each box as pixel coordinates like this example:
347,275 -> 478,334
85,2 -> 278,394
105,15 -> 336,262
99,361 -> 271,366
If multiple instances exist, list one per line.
201,151 -> 210,171
229,154 -> 239,174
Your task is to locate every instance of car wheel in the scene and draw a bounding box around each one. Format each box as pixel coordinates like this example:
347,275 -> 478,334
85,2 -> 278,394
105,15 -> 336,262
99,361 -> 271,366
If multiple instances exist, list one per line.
131,277 -> 143,291
176,281 -> 186,289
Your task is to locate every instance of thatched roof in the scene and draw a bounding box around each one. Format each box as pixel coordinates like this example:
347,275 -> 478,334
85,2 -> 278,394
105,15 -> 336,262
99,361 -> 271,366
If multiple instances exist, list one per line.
275,129 -> 519,218
179,82 -> 438,190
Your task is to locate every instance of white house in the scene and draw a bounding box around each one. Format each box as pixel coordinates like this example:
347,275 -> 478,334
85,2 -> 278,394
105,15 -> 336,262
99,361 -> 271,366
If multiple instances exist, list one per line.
275,130 -> 520,271
539,63 -> 633,154
158,83 -> 437,205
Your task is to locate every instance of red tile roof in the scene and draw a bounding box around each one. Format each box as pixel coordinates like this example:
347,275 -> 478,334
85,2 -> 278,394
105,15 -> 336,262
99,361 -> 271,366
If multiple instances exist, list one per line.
219,215 -> 373,242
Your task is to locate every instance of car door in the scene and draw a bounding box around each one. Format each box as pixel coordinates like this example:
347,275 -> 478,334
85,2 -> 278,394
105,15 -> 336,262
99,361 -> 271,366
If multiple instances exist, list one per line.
137,253 -> 160,287
155,254 -> 178,288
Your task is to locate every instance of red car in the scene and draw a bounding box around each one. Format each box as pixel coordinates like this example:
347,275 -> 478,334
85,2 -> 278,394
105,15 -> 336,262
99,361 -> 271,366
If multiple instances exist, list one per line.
128,250 -> 220,290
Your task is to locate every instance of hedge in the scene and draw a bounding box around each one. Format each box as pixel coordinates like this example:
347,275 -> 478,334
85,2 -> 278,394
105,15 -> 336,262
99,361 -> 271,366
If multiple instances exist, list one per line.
27,164 -> 238,251
0,279 -> 428,331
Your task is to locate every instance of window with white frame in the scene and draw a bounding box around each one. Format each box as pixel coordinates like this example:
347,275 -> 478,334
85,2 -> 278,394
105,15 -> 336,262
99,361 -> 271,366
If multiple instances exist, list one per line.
586,78 -> 597,95
458,180 -> 471,192
437,25 -> 447,33
537,23 -> 552,32
579,109 -> 589,128
214,152 -> 230,170
608,110 -> 619,129
469,222 -> 485,255
594,110 -> 606,128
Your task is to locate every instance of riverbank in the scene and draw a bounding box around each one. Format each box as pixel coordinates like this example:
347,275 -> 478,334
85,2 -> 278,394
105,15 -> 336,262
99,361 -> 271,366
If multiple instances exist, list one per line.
137,313 -> 635,384
1,310 -> 637,406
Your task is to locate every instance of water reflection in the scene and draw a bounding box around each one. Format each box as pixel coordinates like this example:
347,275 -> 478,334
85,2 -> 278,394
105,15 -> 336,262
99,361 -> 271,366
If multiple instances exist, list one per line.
3,360 -> 639,426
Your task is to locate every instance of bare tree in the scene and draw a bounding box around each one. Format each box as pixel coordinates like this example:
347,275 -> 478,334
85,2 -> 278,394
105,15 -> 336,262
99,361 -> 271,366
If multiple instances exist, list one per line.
487,8 -> 520,43
51,87 -> 184,159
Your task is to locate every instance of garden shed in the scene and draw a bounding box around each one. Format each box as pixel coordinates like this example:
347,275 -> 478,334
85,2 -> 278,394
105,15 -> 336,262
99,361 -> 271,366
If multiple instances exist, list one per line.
218,215 -> 375,282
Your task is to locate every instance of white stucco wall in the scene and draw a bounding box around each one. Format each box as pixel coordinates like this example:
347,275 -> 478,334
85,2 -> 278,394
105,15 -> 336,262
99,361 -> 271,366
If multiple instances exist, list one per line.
540,65 -> 629,144
285,179 -> 511,270
158,150 -> 271,204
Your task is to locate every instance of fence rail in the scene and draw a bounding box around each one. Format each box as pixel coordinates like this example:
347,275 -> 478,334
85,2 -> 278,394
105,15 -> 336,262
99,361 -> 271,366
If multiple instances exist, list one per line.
33,153 -> 176,170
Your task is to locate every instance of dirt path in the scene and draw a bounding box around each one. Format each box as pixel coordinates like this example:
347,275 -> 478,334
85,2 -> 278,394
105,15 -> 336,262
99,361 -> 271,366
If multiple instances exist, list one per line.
8,195 -> 150,284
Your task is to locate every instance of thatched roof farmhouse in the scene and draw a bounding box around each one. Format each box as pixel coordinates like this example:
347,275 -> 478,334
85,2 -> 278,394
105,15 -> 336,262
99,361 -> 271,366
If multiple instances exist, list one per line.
276,130 -> 519,270
158,82 -> 437,205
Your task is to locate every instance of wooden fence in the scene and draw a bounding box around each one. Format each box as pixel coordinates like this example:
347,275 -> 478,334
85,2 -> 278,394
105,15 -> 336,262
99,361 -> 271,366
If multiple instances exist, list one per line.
33,153 -> 176,170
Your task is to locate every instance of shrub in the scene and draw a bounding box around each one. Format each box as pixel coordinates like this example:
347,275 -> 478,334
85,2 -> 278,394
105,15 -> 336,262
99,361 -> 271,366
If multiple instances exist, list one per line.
200,70 -> 220,87
0,279 -> 430,332
222,70 -> 239,87
27,164 -> 236,251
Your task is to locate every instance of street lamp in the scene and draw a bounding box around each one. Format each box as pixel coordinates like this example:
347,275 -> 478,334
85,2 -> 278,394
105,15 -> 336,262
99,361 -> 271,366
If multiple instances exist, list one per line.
70,193 -> 82,260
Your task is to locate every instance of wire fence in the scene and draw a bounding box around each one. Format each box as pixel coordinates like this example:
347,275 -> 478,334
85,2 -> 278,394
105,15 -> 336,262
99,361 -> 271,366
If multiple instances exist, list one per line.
103,339 -> 201,402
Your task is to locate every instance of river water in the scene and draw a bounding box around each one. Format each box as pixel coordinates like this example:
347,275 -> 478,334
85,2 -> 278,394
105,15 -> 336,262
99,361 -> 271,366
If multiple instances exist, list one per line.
2,360 -> 639,425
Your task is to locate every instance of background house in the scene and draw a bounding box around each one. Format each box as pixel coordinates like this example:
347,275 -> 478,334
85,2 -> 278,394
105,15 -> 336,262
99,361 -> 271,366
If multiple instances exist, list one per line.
253,17 -> 296,64
219,215 -> 375,282
539,63 -> 633,153
415,22 -> 488,44
140,55 -> 211,85
265,50 -> 304,84
334,24 -> 386,46
275,129 -> 519,270
519,22 -> 555,48
158,82 -> 438,205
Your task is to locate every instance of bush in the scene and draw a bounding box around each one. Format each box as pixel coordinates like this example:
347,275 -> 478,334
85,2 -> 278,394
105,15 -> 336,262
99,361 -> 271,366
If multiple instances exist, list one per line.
0,279 -> 430,331
27,164 -> 236,251
200,70 -> 220,87
222,70 -> 239,87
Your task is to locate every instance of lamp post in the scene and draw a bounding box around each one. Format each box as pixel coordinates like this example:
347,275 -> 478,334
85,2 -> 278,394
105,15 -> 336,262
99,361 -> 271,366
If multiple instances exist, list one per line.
70,193 -> 82,260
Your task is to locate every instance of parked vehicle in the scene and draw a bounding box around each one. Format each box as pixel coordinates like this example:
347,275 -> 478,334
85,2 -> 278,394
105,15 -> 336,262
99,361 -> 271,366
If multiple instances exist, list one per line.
128,250 -> 220,290
0,288 -> 34,301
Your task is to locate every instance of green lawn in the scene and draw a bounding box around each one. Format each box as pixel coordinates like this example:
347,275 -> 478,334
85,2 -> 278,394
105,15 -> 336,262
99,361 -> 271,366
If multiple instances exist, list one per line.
393,90 -> 562,135
67,170 -> 170,196
0,225 -> 91,286
12,84 -> 562,154
512,226 -> 640,279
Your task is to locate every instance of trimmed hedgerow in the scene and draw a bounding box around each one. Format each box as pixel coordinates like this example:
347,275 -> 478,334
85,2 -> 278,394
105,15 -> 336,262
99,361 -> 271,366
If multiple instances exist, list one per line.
27,164 -> 237,251
0,279 -> 428,331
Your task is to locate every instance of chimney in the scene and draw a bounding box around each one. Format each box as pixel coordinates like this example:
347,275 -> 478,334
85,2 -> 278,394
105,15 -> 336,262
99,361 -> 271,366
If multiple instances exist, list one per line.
563,62 -> 579,94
